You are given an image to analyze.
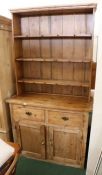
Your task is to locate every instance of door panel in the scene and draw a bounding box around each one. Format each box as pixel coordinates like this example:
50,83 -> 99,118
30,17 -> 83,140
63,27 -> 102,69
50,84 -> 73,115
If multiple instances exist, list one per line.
47,126 -> 82,166
19,120 -> 46,159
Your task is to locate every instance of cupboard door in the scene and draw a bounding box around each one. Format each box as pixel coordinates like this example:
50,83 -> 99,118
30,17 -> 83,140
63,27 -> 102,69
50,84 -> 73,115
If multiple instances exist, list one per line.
19,120 -> 46,159
47,127 -> 83,167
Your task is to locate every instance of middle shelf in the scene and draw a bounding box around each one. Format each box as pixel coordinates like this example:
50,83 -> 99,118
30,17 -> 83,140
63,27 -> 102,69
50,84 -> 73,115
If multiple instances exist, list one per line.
14,34 -> 92,39
16,58 -> 92,63
17,78 -> 90,87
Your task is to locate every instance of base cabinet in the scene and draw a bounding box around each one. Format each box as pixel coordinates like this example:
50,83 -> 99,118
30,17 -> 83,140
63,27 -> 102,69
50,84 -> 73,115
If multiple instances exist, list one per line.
10,103 -> 89,168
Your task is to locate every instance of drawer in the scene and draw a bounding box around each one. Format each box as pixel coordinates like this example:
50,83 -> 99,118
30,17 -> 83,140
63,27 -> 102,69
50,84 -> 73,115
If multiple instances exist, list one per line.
47,111 -> 83,128
12,105 -> 45,123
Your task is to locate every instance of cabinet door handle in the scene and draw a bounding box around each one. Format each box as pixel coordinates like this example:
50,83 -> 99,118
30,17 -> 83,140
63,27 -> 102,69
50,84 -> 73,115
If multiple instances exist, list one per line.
41,141 -> 45,145
62,116 -> 69,121
25,111 -> 32,116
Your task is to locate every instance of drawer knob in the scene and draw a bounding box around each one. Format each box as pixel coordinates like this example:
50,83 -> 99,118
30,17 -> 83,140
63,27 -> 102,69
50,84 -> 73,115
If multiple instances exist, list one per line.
62,116 -> 69,121
26,112 -> 32,116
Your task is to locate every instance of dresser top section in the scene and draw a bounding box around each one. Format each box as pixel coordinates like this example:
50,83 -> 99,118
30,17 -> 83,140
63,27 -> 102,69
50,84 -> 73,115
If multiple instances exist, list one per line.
6,94 -> 93,112
10,4 -> 97,16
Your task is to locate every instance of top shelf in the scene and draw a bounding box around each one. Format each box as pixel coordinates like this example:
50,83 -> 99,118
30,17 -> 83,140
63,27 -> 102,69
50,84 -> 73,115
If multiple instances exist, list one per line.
10,4 -> 96,16
14,34 -> 92,39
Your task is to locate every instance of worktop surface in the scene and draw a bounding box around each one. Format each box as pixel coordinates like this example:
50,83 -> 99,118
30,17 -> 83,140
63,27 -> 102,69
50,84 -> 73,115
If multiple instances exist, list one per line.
7,94 -> 93,112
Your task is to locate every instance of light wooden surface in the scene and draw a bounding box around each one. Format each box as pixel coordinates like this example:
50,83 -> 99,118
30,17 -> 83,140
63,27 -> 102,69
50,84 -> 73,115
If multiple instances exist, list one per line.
10,4 -> 96,15
8,94 -> 90,167
7,4 -> 96,168
6,94 -> 93,112
47,126 -> 84,166
0,16 -> 15,141
11,4 -> 96,99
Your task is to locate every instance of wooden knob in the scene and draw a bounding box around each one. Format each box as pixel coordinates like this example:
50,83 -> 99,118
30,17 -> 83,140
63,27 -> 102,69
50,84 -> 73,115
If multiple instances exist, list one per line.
25,111 -> 32,116
62,116 -> 69,121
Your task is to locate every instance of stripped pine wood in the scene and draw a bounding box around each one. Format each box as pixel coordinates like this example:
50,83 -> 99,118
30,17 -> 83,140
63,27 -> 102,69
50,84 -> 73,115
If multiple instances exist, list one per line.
62,15 -> 74,36
13,9 -> 94,97
7,4 -> 96,168
0,16 -> 14,141
41,39 -> 51,58
40,16 -> 50,36
29,16 -> 40,36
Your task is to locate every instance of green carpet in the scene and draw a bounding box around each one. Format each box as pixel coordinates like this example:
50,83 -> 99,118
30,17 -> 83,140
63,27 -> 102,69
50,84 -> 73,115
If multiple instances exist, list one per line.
15,156 -> 86,175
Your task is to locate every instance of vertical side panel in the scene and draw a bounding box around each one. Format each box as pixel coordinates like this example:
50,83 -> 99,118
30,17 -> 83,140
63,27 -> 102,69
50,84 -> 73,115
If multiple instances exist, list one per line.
63,63 -> 73,81
63,15 -> 74,36
29,16 -> 40,36
51,15 -> 62,35
85,39 -> 92,60
51,39 -> 62,58
14,40 -> 22,58
86,14 -> 93,35
48,127 -> 53,160
84,63 -> 91,83
41,62 -> 51,79
30,62 -> 41,79
40,125 -> 46,159
30,40 -> 40,58
63,39 -> 74,60
21,17 -> 29,35
75,14 -> 86,35
23,62 -> 31,78
41,39 -> 51,58
74,39 -> 86,60
73,63 -> 84,82
73,87 -> 83,97
22,40 -> 30,57
52,62 -> 62,80
40,16 -> 50,36
13,14 -> 21,35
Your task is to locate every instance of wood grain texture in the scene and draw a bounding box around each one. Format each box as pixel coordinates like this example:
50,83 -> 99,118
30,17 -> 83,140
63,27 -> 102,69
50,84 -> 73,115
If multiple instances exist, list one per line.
47,126 -> 83,166
0,16 -> 15,141
10,4 -> 97,16
19,120 -> 46,159
13,9 -> 94,98
7,93 -> 91,167
6,94 -> 93,112
8,4 -> 96,167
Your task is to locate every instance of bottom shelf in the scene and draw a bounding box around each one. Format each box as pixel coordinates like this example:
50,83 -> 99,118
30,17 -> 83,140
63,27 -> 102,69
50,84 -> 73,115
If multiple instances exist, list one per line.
18,79 -> 90,87
17,79 -> 90,100
16,81 -> 90,99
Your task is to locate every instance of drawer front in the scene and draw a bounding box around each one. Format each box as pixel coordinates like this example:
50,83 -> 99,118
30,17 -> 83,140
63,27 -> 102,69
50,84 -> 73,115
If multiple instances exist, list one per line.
12,105 -> 45,122
47,111 -> 83,128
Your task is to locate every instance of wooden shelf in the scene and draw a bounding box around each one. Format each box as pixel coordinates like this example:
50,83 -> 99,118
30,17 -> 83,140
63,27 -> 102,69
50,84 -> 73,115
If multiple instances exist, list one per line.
14,34 -> 92,39
10,4 -> 96,16
12,4 -> 95,99
16,58 -> 92,63
18,78 -> 90,87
